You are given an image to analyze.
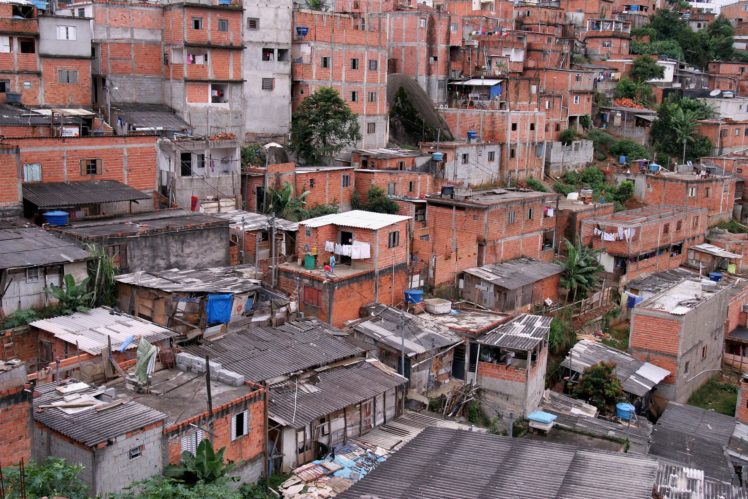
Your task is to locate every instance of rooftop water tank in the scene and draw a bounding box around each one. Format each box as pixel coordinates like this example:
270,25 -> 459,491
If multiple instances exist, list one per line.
43,211 -> 69,227
616,402 -> 635,421
404,289 -> 424,304
432,152 -> 444,162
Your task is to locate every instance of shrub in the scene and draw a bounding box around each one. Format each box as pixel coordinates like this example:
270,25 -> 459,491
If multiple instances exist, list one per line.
526,178 -> 547,192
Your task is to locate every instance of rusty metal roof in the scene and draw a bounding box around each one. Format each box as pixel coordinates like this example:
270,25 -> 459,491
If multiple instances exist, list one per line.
115,265 -> 261,294
477,313 -> 552,351
23,180 -> 150,209
463,258 -> 563,290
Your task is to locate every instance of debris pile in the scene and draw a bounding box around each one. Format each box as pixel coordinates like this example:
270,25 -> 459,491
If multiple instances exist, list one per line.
280,442 -> 389,498
442,382 -> 479,418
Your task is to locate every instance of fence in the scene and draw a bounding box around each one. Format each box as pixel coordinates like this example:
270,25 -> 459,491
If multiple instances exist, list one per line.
545,287 -> 614,319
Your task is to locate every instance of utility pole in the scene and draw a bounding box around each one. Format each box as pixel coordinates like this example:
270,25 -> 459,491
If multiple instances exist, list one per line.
270,212 -> 277,288
400,311 -> 406,379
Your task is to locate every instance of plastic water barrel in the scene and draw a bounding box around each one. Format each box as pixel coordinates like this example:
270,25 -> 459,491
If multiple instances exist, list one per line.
619,155 -> 627,165
432,152 -> 444,162
467,130 -> 478,140
43,211 -> 69,226
616,402 -> 635,421
304,254 -> 316,270
404,289 -> 424,304
709,272 -> 722,282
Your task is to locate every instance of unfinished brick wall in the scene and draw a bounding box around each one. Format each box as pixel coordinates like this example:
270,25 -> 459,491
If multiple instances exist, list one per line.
629,312 -> 682,384
40,58 -> 92,107
0,365 -> 31,467
737,375 -> 748,425
643,175 -> 736,225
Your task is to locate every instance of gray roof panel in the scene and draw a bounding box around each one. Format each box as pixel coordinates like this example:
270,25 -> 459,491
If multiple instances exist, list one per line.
463,258 -> 563,290
0,228 -> 90,270
23,180 -> 151,209
115,265 -> 261,294
477,313 -> 552,351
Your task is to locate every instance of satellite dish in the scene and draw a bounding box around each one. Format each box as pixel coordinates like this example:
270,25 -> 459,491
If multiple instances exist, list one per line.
710,89 -> 722,97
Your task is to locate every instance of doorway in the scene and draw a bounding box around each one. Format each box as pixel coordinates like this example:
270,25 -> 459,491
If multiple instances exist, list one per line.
339,230 -> 353,265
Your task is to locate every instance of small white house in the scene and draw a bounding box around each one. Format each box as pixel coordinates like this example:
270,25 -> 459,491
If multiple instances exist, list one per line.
0,228 -> 90,316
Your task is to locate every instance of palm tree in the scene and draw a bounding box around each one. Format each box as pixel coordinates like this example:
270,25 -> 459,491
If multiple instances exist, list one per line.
558,240 -> 603,303
265,181 -> 310,221
671,108 -> 699,164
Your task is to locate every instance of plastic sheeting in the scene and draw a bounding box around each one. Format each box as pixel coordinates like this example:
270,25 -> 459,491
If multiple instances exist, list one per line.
206,293 -> 233,325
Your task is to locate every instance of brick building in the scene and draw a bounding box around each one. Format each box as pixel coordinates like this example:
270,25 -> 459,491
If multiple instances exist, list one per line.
580,206 -> 708,284
277,210 -> 411,327
582,19 -> 631,61
0,361 -> 32,468
615,168 -> 737,226
354,168 -> 437,204
630,277 -> 738,405
0,0 -> 41,106
292,10 -> 389,151
423,188 -> 558,288
419,141 -> 503,187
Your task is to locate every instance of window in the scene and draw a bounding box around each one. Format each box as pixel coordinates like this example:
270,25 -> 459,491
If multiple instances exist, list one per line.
511,123 -> 517,131
575,73 -> 581,82
218,19 -> 229,32
0,36 -> 9,53
195,153 -> 205,171
419,18 -> 426,28
388,230 -> 400,248
397,161 -> 404,170
573,95 -> 580,104
262,47 -> 274,61
602,41 -> 612,48
702,345 -> 707,359
277,49 -> 289,61
26,268 -> 39,283
367,122 -> 376,134
676,220 -> 682,231
180,152 -> 192,176
181,429 -> 204,456
342,174 -> 350,188
23,163 -> 41,182
368,91 -> 377,103
211,83 -> 228,103
461,153 -> 469,164
17,38 -> 34,53
693,215 -> 699,228
705,187 -> 711,198
488,151 -> 496,162
369,59 -> 378,70
77,7 -> 85,17
530,123 -> 535,131
321,56 -> 330,68
545,100 -> 551,110
309,178 -> 316,188
80,159 -> 102,176
304,286 -> 321,306
58,70 -> 78,84
684,361 -> 689,374
387,182 -> 395,195
350,91 -> 358,102
351,58 -> 359,70
305,226 -> 312,237
528,207 -> 534,220
189,51 -> 207,65
0,80 -> 8,93
663,223 -> 669,234
56,26 -> 77,40
408,181 -> 414,192
688,186 -> 697,197
231,410 -> 249,440
510,147 -> 516,159
261,78 -> 274,91
247,17 -> 259,30
192,17 -> 203,30
129,446 -> 143,460
737,128 -> 742,136
508,211 -> 516,224
429,56 -> 438,64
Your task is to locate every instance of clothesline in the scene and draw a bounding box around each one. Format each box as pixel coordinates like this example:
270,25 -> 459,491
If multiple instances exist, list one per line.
593,227 -> 635,242
323,240 -> 371,259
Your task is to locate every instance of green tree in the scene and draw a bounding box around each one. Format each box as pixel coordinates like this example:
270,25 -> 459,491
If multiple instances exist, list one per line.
558,240 -> 602,302
240,144 -> 266,167
290,87 -> 361,164
613,78 -> 654,105
651,97 -> 714,162
117,477 -> 241,499
671,107 -> 699,164
3,458 -> 88,499
362,185 -> 399,214
165,440 -> 234,486
707,16 -> 736,61
87,243 -> 118,307
265,181 -> 309,221
631,56 -> 665,82
47,274 -> 94,315
572,361 -> 625,415
612,180 -> 634,205
548,317 -> 577,356
559,128 -> 577,146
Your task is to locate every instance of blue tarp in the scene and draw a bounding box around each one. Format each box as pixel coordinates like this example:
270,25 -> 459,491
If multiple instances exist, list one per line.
206,294 -> 233,325
528,410 -> 557,425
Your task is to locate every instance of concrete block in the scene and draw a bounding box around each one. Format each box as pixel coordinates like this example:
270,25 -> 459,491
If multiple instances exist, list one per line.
216,369 -> 244,386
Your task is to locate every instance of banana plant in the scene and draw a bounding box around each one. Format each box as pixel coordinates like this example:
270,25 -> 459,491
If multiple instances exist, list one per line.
46,274 -> 94,315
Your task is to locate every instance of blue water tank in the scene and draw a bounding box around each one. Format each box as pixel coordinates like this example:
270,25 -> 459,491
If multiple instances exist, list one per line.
619,155 -> 627,165
296,26 -> 309,37
404,289 -> 424,304
432,152 -> 444,161
43,211 -> 69,226
616,402 -> 635,421
467,130 -> 478,140
709,272 -> 723,282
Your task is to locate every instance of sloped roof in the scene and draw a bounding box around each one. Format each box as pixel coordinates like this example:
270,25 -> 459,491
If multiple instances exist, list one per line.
561,339 -> 670,397
463,258 -> 563,290
114,103 -> 190,131
23,180 -> 150,209
115,265 -> 261,294
0,228 -> 90,270
211,210 -> 298,232
299,210 -> 411,230
477,314 -> 552,351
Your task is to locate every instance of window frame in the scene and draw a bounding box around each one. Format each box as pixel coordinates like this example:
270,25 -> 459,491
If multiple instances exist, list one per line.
231,410 -> 249,441
217,18 -> 229,32
388,230 -> 400,248
80,158 -> 102,176
247,18 -> 259,30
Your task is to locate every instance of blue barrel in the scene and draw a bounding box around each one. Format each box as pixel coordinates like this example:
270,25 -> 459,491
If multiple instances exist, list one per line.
619,155 -> 627,165
709,272 -> 722,282
431,152 -> 444,161
296,26 -> 309,37
467,130 -> 478,140
616,402 -> 635,421
404,289 -> 424,304
43,210 -> 69,226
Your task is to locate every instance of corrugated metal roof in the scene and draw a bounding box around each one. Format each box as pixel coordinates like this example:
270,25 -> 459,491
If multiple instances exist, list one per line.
30,307 -> 177,355
561,340 -> 670,397
655,462 -> 747,499
23,180 -> 151,209
626,268 -> 698,295
183,319 -> 362,383
211,210 -> 298,232
268,360 -> 407,429
649,402 -> 736,483
477,314 -> 551,351
299,210 -> 411,230
352,304 -> 461,357
353,412 -> 481,452
0,104 -> 51,126
59,211 -> 227,239
692,243 -> 742,259
0,228 -> 90,270
33,381 -> 166,447
338,426 -> 659,499
114,103 -> 190,131
463,258 -> 563,290
115,265 -> 261,293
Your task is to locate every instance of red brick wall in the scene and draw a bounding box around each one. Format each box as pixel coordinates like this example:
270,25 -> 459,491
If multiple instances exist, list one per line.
630,313 -> 682,382
0,384 -> 31,467
477,361 -> 527,382
40,58 -> 92,107
354,170 -> 435,202
737,376 -> 748,424
643,175 -> 736,224
4,136 -> 158,192
0,146 -> 20,206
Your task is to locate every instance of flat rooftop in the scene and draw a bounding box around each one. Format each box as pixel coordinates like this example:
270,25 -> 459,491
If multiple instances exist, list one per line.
639,278 -> 723,316
427,188 -> 557,208
299,210 -> 411,230
557,198 -> 614,213
584,205 -> 705,227
56,210 -> 228,239
417,306 -> 510,336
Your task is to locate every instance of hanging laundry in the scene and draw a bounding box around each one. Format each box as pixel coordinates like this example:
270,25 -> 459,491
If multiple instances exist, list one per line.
617,227 -> 625,241
546,207 -> 554,217
325,241 -> 335,252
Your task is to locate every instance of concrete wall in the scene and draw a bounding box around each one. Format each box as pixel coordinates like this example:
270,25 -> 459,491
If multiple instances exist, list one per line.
121,226 -> 230,273
33,425 -> 96,491
243,0 -> 292,143
0,262 -> 86,316
439,143 -> 502,187
94,425 -> 163,495
38,16 -> 92,58
545,139 -> 594,175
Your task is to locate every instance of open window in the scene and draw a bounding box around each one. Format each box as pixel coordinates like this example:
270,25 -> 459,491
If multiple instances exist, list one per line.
211,83 -> 228,103
19,38 -> 35,53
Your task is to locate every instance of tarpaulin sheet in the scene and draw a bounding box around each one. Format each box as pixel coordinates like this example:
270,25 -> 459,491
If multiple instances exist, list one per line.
206,293 -> 233,325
